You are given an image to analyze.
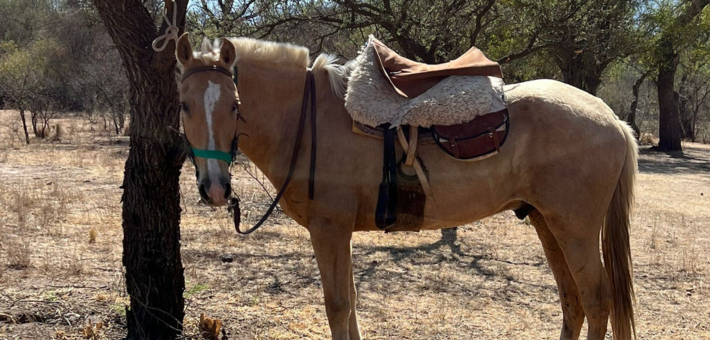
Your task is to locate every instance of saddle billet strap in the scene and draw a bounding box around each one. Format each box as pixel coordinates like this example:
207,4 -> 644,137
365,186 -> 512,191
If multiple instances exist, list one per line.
236,70 -> 315,235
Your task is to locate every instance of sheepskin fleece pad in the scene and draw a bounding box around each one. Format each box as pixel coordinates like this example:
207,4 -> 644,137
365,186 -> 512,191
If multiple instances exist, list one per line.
344,39 -> 506,128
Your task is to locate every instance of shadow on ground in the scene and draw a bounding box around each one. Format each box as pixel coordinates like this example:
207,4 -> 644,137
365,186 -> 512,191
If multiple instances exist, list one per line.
638,145 -> 710,175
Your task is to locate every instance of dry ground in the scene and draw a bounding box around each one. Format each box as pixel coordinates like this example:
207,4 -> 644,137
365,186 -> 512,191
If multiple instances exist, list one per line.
0,110 -> 708,340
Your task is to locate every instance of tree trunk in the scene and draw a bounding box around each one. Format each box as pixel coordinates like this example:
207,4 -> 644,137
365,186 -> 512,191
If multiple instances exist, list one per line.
655,38 -> 682,152
560,52 -> 602,96
113,113 -> 120,135
92,1 -> 188,339
653,0 -> 710,151
627,72 -> 649,139
31,110 -> 40,137
677,75 -> 694,140
19,108 -> 30,145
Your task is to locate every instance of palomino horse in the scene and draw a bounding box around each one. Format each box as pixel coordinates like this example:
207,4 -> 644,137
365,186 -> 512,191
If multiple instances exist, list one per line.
174,34 -> 637,340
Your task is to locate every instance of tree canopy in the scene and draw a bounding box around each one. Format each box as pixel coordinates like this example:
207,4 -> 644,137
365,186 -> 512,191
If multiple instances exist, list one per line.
1,0 -> 709,146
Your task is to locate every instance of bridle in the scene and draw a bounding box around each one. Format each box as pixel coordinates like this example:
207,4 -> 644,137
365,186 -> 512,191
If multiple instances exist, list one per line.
179,63 -> 317,235
180,65 -> 241,171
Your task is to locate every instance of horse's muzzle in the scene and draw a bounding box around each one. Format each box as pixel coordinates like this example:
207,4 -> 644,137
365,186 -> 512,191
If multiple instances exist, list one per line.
198,177 -> 231,206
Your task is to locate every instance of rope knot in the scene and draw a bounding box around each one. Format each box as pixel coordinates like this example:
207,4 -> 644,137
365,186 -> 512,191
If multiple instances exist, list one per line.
152,2 -> 179,52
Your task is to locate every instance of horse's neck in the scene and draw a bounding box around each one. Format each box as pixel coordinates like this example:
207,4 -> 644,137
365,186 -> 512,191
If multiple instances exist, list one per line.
236,62 -> 347,187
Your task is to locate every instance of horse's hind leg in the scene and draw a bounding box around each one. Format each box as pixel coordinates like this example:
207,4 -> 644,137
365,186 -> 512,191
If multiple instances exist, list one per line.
529,210 -> 584,340
348,260 -> 361,339
544,214 -> 612,340
309,218 -> 361,340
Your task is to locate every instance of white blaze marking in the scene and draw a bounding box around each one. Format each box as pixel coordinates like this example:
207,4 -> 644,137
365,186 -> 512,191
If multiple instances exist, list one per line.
204,81 -> 221,182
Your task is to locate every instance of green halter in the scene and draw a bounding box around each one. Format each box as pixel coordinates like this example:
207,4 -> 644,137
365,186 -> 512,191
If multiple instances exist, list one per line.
181,65 -> 240,165
191,148 -> 233,163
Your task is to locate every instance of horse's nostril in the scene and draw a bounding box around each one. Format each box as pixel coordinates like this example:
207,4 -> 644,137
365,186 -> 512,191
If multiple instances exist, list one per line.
198,182 -> 210,202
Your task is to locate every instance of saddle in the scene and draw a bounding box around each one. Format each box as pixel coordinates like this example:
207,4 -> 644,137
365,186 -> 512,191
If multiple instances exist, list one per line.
370,37 -> 504,98
346,36 -> 509,230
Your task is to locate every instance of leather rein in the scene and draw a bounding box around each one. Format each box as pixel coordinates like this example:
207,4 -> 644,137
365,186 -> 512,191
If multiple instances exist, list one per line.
181,65 -> 317,235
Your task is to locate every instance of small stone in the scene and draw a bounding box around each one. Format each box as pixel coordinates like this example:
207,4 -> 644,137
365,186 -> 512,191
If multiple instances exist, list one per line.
85,315 -> 103,326
65,313 -> 81,322
220,255 -> 234,263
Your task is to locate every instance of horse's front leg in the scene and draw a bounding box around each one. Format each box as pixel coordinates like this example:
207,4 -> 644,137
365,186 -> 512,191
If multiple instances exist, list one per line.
309,217 -> 361,340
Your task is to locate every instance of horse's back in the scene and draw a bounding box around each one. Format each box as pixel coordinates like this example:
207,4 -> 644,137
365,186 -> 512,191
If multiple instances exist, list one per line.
504,79 -> 626,148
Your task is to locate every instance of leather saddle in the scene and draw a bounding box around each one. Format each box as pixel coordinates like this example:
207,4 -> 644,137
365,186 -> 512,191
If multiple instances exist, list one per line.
370,37 -> 503,98
369,38 -> 509,230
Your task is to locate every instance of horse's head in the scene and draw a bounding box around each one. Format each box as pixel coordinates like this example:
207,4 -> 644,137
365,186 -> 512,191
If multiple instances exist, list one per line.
176,33 -> 239,206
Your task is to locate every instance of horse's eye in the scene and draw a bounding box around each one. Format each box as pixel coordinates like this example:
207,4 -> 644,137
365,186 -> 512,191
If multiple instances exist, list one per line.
181,102 -> 189,113
231,102 -> 239,113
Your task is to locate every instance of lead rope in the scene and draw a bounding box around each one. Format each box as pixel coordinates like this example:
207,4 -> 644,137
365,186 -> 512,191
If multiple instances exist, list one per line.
234,71 -> 314,235
152,1 -> 179,52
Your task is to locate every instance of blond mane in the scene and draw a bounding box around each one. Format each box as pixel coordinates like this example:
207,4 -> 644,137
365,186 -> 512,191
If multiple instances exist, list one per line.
227,37 -> 309,69
312,53 -> 354,99
190,38 -> 353,99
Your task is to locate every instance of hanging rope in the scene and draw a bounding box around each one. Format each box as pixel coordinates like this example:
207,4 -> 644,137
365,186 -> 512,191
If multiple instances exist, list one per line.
152,1 -> 179,52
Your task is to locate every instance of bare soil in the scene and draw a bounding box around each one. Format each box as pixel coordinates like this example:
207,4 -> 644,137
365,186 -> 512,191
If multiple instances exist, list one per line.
0,110 -> 708,339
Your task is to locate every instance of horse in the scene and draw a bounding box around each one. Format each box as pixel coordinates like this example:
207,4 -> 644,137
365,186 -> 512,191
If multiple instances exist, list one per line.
173,34 -> 637,340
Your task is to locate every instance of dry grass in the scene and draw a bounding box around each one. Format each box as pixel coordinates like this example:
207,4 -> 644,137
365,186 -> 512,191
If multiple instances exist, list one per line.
0,109 -> 709,339
4,237 -> 32,270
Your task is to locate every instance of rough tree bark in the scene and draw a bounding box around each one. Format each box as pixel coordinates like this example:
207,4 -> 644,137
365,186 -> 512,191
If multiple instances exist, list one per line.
656,36 -> 683,151
91,1 -> 188,339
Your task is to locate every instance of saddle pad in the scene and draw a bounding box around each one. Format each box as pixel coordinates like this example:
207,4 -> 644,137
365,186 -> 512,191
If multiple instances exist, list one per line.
345,36 -> 506,128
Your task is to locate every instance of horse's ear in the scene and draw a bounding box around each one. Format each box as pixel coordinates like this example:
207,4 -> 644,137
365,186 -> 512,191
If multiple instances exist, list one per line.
220,38 -> 237,68
176,33 -> 193,65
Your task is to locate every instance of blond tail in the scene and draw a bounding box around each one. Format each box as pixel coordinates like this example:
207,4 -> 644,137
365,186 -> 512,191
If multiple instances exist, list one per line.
602,121 -> 638,340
